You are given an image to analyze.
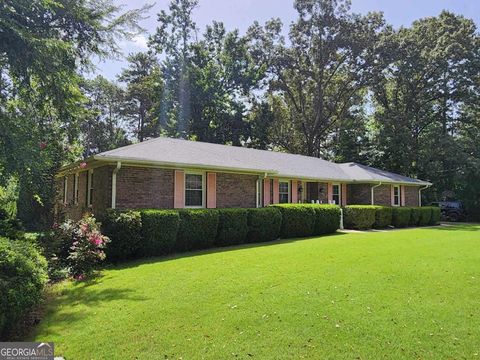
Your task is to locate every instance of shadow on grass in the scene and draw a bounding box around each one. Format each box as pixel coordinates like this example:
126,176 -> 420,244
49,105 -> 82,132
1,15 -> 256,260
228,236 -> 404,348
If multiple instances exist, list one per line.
106,231 -> 348,272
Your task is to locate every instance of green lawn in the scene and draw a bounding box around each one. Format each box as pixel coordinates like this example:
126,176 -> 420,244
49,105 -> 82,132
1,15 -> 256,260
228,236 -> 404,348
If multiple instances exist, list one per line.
31,224 -> 480,359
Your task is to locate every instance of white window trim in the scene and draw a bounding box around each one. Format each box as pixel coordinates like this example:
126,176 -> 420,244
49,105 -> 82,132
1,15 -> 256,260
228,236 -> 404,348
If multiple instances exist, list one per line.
278,180 -> 291,204
63,176 -> 68,204
393,185 -> 401,207
332,183 -> 341,205
256,178 -> 263,208
74,173 -> 79,205
87,169 -> 93,207
184,171 -> 205,208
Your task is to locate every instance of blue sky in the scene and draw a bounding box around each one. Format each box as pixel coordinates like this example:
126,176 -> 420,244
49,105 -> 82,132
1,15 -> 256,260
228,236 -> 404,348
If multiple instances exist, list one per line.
94,0 -> 480,80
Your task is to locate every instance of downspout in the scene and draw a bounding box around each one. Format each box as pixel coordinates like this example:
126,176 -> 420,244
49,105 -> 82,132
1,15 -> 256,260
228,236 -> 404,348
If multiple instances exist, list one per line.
418,184 -> 431,207
111,161 -> 122,209
371,182 -> 382,205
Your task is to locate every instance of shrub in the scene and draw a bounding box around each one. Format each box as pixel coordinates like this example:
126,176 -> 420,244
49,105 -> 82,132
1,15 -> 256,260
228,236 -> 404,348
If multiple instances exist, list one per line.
409,207 -> 421,226
0,218 -> 24,239
392,207 -> 412,228
67,215 -> 110,278
429,206 -> 441,225
141,209 -> 179,256
272,204 -> 316,238
246,207 -> 282,243
176,210 -> 219,251
418,207 -> 432,226
299,204 -> 340,235
0,237 -> 48,337
216,208 -> 248,246
102,210 -> 142,261
343,205 -> 377,230
374,206 -> 393,228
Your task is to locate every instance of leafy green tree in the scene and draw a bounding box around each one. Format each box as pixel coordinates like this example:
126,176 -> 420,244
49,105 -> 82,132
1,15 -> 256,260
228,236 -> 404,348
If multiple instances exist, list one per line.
247,0 -> 385,157
81,76 -> 130,155
118,52 -> 162,142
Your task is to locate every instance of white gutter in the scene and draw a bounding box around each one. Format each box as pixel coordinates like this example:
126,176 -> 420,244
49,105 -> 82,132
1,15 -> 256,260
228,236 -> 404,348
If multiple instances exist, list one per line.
111,161 -> 122,209
371,182 -> 382,205
418,184 -> 431,207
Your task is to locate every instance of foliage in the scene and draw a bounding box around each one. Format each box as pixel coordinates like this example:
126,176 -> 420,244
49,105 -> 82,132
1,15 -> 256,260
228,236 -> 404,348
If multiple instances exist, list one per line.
272,204 -> 316,238
299,204 -> 341,235
101,210 -> 143,261
176,209 -> 219,251
246,207 -> 282,243
429,206 -> 441,225
0,237 -> 48,337
373,206 -> 393,229
140,209 -> 180,256
418,208 -> 432,226
67,215 -> 110,278
392,208 -> 411,228
215,208 -> 249,246
409,207 -> 422,226
343,205 -> 377,230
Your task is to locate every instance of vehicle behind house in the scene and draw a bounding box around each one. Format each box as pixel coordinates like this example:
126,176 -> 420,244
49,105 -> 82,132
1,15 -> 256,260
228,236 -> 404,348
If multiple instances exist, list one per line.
429,201 -> 466,222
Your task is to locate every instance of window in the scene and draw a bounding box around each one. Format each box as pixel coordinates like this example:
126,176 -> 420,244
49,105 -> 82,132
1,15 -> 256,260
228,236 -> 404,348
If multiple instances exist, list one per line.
87,170 -> 94,207
393,185 -> 400,206
63,176 -> 68,203
279,181 -> 290,204
73,173 -> 79,204
256,179 -> 263,208
332,184 -> 341,205
185,173 -> 204,207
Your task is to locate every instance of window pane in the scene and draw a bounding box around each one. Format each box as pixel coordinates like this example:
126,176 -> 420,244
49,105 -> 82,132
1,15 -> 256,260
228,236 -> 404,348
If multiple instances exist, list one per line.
333,185 -> 340,196
279,182 -> 289,193
185,189 -> 202,206
279,193 -> 289,203
185,174 -> 202,190
333,195 -> 340,205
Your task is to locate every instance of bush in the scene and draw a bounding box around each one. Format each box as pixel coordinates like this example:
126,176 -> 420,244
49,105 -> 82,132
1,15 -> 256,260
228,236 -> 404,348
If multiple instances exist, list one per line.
246,207 -> 282,243
102,210 -> 142,261
176,210 -> 219,251
374,206 -> 393,228
216,209 -> 248,246
272,204 -> 316,238
409,207 -> 421,226
299,204 -> 340,235
392,207 -> 412,228
0,237 -> 48,337
429,206 -> 441,225
141,210 -> 179,256
0,218 -> 24,239
67,215 -> 110,278
343,205 -> 377,230
418,207 -> 432,226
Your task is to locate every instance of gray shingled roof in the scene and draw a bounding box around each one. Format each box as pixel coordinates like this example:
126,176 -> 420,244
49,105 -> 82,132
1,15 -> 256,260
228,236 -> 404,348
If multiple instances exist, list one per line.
93,137 -> 431,185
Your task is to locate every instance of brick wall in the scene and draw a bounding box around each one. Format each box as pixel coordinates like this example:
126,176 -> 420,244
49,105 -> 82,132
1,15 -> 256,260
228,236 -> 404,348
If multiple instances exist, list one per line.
92,166 -> 112,215
116,166 -> 174,209
216,173 -> 257,208
404,186 -> 420,207
347,184 -> 371,205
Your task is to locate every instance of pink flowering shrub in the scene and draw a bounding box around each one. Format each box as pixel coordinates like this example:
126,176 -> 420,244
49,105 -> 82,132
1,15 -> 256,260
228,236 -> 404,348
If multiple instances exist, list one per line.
67,214 -> 110,278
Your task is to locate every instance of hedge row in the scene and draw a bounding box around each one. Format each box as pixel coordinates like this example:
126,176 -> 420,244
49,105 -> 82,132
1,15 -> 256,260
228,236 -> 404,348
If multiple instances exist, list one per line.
343,205 -> 441,230
101,205 -> 339,262
0,237 -> 48,337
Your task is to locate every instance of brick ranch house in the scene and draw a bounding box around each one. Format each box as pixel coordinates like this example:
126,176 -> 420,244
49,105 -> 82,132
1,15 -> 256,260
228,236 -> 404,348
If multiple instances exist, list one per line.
56,137 -> 432,220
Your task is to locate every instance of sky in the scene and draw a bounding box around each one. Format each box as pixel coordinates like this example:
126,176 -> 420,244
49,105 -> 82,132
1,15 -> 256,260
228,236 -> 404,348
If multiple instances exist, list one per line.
94,0 -> 480,80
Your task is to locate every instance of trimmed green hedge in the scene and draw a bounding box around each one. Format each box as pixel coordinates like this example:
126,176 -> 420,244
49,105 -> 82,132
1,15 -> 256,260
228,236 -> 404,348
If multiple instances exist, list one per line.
246,207 -> 282,243
177,210 -> 219,251
418,207 -> 432,226
409,207 -> 421,226
216,209 -> 249,246
310,205 -> 341,235
374,206 -> 393,228
343,205 -> 376,230
141,210 -> 180,256
102,210 -> 142,261
272,204 -> 316,238
392,207 -> 411,228
0,237 -> 48,337
429,206 -> 441,225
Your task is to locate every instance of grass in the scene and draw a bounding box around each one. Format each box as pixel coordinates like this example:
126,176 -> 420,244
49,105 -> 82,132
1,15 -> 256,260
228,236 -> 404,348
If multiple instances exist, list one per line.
30,224 -> 480,359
